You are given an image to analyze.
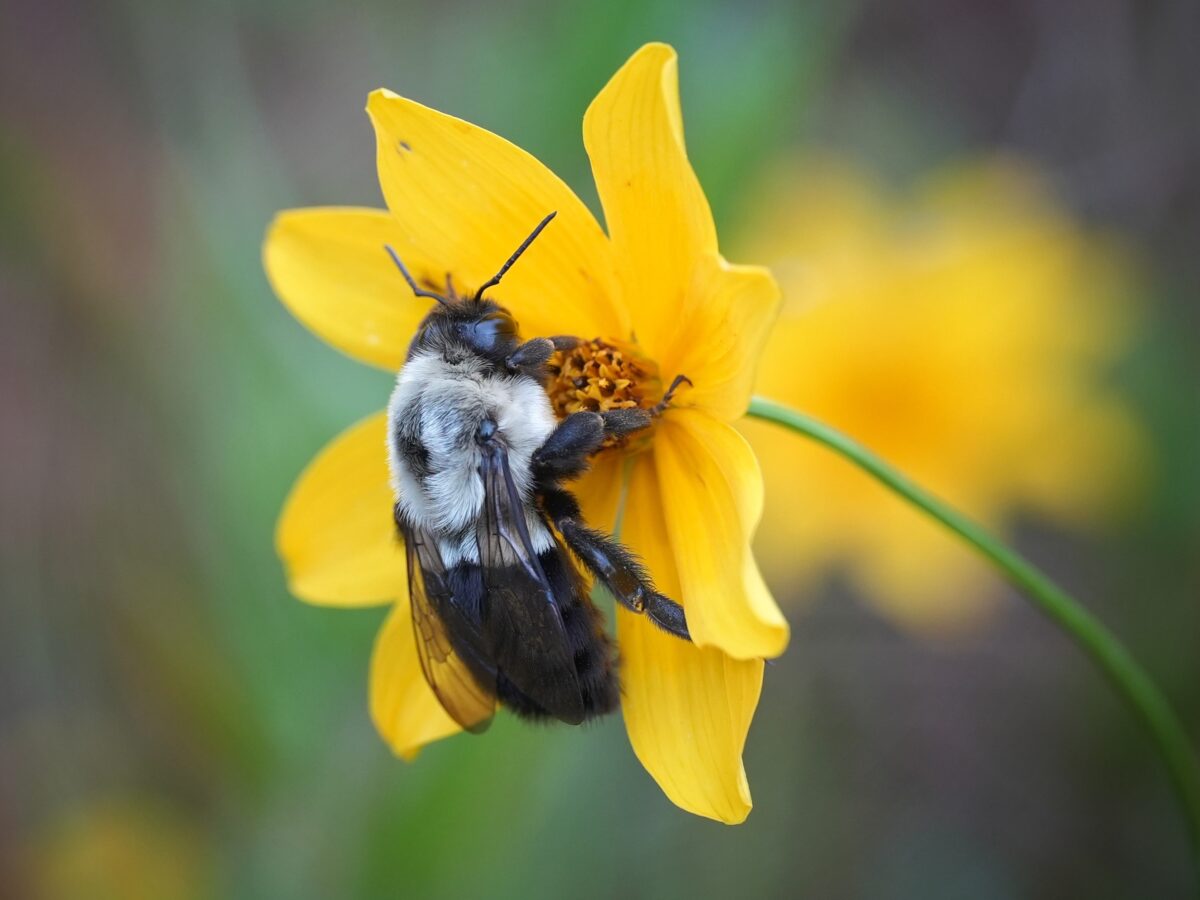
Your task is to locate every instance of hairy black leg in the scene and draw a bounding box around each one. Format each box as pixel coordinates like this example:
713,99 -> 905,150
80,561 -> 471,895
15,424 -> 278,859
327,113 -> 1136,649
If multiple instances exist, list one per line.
514,335 -> 576,380
600,407 -> 652,436
506,337 -> 555,375
532,409 -> 654,483
532,412 -> 605,482
540,488 -> 690,641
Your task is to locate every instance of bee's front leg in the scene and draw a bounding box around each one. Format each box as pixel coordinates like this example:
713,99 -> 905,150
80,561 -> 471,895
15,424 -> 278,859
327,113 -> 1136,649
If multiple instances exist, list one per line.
506,335 -> 582,377
547,335 -> 580,351
505,337 -> 555,375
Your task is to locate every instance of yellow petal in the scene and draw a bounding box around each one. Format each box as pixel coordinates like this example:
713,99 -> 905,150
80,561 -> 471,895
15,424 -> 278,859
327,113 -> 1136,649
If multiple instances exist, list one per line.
655,410 -> 789,659
664,254 -> 780,421
276,412 -> 401,606
367,90 -> 626,341
583,43 -> 717,361
617,455 -> 763,824
570,450 -> 626,534
264,207 -> 436,371
370,602 -> 462,759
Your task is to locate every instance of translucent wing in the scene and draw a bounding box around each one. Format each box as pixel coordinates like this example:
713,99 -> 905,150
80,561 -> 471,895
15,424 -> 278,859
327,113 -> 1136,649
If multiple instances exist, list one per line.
476,437 -> 585,725
403,524 -> 496,733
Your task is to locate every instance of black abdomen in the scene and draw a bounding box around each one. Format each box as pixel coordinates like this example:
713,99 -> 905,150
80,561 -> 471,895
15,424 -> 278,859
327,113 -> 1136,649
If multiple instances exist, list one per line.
441,547 -> 619,723
496,547 -> 620,721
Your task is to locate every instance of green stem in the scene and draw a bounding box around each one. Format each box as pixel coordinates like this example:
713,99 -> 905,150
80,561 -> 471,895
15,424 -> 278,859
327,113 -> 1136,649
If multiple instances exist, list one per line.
747,395 -> 1200,877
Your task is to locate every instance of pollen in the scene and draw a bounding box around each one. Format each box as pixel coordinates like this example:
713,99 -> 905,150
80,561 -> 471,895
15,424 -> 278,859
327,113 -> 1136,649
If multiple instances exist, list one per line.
546,338 -> 662,446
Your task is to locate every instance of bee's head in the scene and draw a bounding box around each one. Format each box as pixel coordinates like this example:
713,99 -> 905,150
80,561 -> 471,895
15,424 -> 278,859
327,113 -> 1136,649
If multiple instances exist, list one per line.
409,298 -> 521,367
385,211 -> 556,370
448,302 -> 519,358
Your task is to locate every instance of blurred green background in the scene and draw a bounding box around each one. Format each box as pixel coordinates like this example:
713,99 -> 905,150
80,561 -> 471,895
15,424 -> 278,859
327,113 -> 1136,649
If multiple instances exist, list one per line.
2,1 -> 1198,897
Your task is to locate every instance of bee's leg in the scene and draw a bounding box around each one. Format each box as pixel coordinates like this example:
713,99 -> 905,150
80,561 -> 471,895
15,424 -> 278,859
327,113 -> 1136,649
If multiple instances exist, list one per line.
532,412 -> 605,481
540,487 -> 690,641
506,335 -> 586,376
505,337 -> 555,375
532,410 -> 652,483
650,374 -> 692,416
600,407 -> 652,435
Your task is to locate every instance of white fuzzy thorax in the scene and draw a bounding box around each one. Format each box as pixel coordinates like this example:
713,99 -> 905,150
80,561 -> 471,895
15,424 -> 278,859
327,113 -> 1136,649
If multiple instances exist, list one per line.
387,350 -> 557,565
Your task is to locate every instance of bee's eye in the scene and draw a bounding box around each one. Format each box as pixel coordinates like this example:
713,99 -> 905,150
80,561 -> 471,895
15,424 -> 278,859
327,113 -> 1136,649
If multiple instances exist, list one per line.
465,312 -> 517,353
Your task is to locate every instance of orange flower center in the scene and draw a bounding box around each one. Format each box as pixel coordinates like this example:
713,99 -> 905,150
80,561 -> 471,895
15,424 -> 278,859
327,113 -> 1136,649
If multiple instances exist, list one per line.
546,338 -> 663,448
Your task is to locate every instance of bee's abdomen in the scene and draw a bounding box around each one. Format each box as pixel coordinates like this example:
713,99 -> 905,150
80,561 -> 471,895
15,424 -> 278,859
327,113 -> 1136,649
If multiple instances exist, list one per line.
498,546 -> 619,722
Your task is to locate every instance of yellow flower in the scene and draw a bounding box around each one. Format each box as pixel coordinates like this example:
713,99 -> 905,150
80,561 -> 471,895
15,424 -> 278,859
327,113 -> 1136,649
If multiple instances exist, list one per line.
25,798 -> 213,900
738,157 -> 1145,633
263,44 -> 785,823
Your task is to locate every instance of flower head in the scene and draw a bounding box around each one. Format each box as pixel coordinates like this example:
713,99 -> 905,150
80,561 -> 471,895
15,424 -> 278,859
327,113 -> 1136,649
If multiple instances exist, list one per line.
264,44 -> 785,823
25,798 -> 211,900
738,157 -> 1145,632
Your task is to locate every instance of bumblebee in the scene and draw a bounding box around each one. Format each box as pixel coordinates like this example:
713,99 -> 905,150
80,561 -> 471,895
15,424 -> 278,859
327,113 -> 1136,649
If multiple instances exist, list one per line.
385,213 -> 690,732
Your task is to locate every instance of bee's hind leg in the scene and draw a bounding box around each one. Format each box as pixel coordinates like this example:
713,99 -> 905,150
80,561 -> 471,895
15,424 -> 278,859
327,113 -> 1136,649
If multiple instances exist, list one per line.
539,487 -> 691,642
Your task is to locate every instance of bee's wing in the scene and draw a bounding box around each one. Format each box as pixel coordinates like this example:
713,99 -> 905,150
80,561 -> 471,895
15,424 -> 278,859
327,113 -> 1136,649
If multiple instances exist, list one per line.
476,439 -> 586,725
404,525 -> 496,733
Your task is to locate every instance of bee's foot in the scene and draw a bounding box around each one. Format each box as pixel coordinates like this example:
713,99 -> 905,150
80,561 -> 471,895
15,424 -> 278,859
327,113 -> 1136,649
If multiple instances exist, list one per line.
645,592 -> 690,641
651,374 -> 692,417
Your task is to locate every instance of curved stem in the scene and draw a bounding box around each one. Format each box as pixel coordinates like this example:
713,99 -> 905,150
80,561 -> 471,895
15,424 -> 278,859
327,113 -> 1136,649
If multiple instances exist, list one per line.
747,395 -> 1200,876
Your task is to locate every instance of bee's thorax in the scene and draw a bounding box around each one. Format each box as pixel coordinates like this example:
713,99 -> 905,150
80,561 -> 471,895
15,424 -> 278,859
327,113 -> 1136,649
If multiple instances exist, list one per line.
386,348 -> 556,559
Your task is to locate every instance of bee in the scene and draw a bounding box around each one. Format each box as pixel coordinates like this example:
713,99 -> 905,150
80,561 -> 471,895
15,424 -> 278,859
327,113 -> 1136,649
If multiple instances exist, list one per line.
384,212 -> 690,732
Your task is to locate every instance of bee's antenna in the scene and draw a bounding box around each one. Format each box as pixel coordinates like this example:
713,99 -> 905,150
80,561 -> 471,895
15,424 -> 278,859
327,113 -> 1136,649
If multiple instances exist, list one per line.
384,245 -> 452,307
473,211 -> 557,303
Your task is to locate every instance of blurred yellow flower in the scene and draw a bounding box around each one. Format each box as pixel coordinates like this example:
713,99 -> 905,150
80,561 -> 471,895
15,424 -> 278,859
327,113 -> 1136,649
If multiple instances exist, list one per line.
24,798 -> 213,900
738,158 -> 1145,633
263,44 -> 785,823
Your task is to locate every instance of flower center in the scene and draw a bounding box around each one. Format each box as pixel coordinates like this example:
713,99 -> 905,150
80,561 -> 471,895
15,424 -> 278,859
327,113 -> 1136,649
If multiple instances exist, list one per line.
546,338 -> 663,448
